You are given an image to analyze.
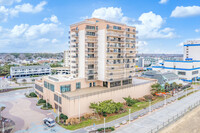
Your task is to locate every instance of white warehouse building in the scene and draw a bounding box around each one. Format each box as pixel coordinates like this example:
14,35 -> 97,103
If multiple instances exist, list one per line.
152,40 -> 200,82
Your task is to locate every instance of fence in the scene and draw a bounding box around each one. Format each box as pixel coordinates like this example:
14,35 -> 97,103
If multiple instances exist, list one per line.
148,99 -> 200,133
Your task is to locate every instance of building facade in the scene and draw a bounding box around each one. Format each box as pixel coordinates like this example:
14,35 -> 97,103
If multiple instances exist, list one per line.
63,50 -> 70,67
34,18 -> 158,118
69,18 -> 137,87
152,40 -> 200,82
10,65 -> 51,78
51,67 -> 70,75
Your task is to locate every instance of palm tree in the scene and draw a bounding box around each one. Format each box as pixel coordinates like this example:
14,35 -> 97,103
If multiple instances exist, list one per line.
165,82 -> 170,91
151,83 -> 162,95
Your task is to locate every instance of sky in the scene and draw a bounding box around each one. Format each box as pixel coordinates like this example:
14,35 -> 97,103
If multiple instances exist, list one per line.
0,0 -> 200,54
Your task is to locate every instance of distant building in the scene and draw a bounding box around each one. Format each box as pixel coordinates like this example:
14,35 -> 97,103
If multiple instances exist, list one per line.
141,71 -> 180,85
10,65 -> 51,78
152,40 -> 200,82
63,50 -> 70,67
51,67 -> 70,75
184,40 -> 200,61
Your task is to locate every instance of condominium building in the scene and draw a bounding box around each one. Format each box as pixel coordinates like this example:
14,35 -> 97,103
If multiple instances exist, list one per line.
69,18 -> 137,87
63,50 -> 70,67
34,18 -> 157,118
10,65 -> 51,78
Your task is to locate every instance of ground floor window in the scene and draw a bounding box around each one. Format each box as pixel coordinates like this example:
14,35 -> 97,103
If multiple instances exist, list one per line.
122,79 -> 132,85
103,81 -> 108,87
76,82 -> 81,89
110,81 -> 121,88
89,83 -> 92,87
93,82 -> 96,86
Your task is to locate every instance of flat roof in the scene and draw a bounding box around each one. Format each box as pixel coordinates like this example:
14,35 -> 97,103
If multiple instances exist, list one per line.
44,75 -> 82,82
62,77 -> 156,100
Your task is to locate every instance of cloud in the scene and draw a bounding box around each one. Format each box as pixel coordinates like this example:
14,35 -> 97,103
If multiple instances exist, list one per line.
0,1 -> 47,22
195,29 -> 200,33
90,7 -> 176,39
0,20 -> 67,52
159,0 -> 168,4
92,7 -> 123,22
43,15 -> 59,23
0,0 -> 21,6
171,6 -> 200,18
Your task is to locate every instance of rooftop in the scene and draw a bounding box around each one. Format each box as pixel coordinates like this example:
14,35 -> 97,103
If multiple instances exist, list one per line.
44,75 -> 82,82
62,77 -> 156,100
10,65 -> 50,70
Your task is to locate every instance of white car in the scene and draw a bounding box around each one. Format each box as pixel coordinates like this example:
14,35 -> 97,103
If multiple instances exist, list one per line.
121,120 -> 127,125
43,118 -> 55,127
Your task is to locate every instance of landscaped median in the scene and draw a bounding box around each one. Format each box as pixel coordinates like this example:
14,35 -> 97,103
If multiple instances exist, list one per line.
56,94 -> 170,130
36,98 -> 53,110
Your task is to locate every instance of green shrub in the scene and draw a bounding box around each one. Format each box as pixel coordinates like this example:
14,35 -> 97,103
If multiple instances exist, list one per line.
90,100 -> 123,115
97,127 -> 115,131
47,103 -> 52,108
38,99 -> 46,104
29,92 -> 37,97
123,96 -> 138,106
143,95 -> 154,101
60,113 -> 68,120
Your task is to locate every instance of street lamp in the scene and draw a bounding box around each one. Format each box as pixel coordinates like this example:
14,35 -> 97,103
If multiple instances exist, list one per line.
149,100 -> 151,112
129,109 -> 131,124
2,121 -> 4,133
104,118 -> 106,133
79,96 -> 80,121
55,91 -> 61,123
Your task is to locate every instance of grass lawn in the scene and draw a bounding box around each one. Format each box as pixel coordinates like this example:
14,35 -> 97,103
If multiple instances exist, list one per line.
59,96 -> 168,130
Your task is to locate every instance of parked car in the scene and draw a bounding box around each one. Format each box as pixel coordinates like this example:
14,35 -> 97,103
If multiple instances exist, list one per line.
114,123 -> 120,128
43,118 -> 55,127
121,120 -> 127,125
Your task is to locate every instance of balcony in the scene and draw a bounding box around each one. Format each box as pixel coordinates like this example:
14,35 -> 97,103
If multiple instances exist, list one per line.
107,39 -> 125,43
85,39 -> 97,42
106,55 -> 124,59
85,61 -> 98,64
85,55 -> 98,58
107,32 -> 125,37
85,50 -> 98,53
107,44 -> 124,48
86,44 -> 98,48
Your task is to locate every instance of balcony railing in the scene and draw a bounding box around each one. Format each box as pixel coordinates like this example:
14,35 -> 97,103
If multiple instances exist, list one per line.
85,39 -> 97,42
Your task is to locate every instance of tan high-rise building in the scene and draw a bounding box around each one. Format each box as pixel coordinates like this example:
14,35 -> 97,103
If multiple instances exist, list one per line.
69,18 -> 137,87
33,18 -> 156,119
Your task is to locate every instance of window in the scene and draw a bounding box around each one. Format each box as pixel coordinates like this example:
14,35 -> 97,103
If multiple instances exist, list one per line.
86,25 -> 95,30
93,82 -> 96,86
35,84 -> 43,92
192,70 -> 198,75
54,94 -> 62,104
76,82 -> 81,89
86,31 -> 95,36
178,71 -> 186,75
44,81 -> 54,92
60,85 -> 71,93
89,83 -> 92,87
103,81 -> 108,87
110,81 -> 121,88
113,26 -> 121,30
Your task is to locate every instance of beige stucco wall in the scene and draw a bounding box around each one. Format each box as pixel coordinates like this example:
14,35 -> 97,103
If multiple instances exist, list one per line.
35,80 -> 155,118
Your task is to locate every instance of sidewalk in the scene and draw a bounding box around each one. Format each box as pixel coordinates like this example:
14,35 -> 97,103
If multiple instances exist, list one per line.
115,88 -> 200,133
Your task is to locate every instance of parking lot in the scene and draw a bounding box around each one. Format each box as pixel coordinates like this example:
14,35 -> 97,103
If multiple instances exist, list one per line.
0,88 -> 70,133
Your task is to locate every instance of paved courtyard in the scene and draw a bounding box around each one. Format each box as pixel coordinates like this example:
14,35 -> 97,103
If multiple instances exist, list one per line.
0,89 -> 70,133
